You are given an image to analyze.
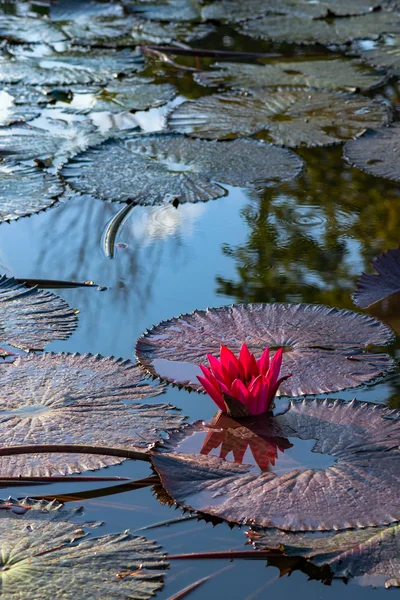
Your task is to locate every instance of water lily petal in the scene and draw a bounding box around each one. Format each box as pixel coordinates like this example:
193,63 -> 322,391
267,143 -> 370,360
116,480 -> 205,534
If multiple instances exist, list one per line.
248,374 -> 264,414
257,346 -> 270,376
197,375 -> 225,411
220,345 -> 241,380
231,378 -> 249,405
207,353 -> 230,386
239,343 -> 259,381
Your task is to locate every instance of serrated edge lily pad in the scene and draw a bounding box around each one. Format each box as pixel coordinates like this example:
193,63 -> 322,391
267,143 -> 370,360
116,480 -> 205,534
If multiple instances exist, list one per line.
353,246 -> 400,308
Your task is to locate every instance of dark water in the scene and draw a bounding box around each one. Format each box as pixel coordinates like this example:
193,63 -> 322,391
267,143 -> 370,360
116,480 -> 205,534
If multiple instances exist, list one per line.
1,20 -> 400,599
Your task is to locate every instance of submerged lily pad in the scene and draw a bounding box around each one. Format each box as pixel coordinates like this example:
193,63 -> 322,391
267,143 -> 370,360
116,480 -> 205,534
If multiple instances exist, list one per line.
0,498 -> 168,599
194,58 -> 386,92
0,352 -> 185,476
60,78 -> 176,114
167,90 -> 389,147
354,247 -> 400,308
61,134 -> 304,205
0,45 -> 144,86
0,275 -> 77,350
136,303 -> 394,396
252,523 -> 400,587
0,163 -> 63,222
152,398 -> 400,530
344,123 -> 400,182
239,12 -> 400,46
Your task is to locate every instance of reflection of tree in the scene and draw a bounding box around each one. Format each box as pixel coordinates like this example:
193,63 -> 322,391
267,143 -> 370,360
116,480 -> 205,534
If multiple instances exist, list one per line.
216,146 -> 400,309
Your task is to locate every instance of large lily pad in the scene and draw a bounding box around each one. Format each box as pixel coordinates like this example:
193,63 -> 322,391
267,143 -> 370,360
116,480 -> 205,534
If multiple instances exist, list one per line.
61,134 -> 304,205
50,0 -> 124,20
251,523 -> 400,587
123,0 -> 202,21
0,275 -> 77,350
239,11 -> 400,46
0,352 -> 185,476
0,89 -> 38,125
136,303 -> 394,396
0,498 -> 168,599
352,34 -> 400,73
167,90 -> 389,147
152,398 -> 400,530
0,14 -> 67,43
0,163 -> 64,222
354,247 -> 400,308
344,123 -> 400,182
194,58 -> 386,92
0,45 -> 144,86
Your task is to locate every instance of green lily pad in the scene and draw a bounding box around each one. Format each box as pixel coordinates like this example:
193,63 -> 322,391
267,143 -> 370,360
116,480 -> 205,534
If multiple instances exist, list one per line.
152,398 -> 400,530
239,11 -> 400,46
194,58 -> 386,92
168,89 -> 390,147
0,162 -> 63,222
0,352 -> 185,476
136,302 -> 394,396
0,45 -> 144,86
0,274 -> 77,350
0,498 -> 168,599
252,523 -> 400,587
61,133 -> 304,205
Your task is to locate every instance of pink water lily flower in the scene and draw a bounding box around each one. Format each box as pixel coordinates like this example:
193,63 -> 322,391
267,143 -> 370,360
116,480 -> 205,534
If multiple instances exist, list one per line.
197,344 -> 291,417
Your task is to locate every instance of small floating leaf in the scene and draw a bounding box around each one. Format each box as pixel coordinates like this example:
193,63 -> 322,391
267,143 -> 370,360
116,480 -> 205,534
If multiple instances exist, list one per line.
194,58 -> 386,92
136,303 -> 394,395
62,133 -> 304,205
152,399 -> 400,530
0,498 -> 168,599
0,274 -> 77,350
354,247 -> 400,308
0,162 -> 63,222
344,123 -> 400,182
252,523 -> 400,588
0,352 -> 185,476
168,89 -> 389,147
239,11 -> 400,46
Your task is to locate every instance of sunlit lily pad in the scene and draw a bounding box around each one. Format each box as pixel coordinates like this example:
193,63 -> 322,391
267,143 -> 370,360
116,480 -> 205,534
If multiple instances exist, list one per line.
136,303 -> 394,396
0,352 -> 185,476
123,0 -> 201,21
167,90 -> 389,147
0,89 -> 38,125
50,0 -> 124,20
353,247 -> 400,308
152,398 -> 400,530
0,45 -> 144,86
0,498 -> 168,599
344,123 -> 400,182
194,58 -> 386,92
251,523 -> 400,587
0,275 -> 77,350
0,162 -> 63,222
59,78 -> 176,114
61,134 -> 304,205
0,14 -> 66,43
239,12 -> 400,46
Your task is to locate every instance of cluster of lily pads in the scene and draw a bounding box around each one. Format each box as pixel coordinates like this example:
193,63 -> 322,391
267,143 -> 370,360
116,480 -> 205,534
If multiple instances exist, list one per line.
0,0 -> 400,597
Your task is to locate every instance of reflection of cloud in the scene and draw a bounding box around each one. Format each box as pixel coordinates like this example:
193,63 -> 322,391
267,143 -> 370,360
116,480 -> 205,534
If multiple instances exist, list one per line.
126,202 -> 207,246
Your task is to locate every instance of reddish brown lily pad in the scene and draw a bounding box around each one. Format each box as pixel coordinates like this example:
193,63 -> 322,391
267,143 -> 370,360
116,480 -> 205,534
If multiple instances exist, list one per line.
136,303 -> 395,396
344,124 -> 400,182
354,247 -> 400,308
0,352 -> 185,476
152,399 -> 400,531
0,274 -> 77,350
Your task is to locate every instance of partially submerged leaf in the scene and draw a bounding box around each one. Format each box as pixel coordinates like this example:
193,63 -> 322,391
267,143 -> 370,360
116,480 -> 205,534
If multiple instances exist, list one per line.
239,11 -> 400,46
0,498 -> 168,599
0,45 -> 144,86
344,123 -> 400,182
0,162 -> 64,222
0,274 -> 77,350
152,398 -> 400,530
61,133 -> 304,205
194,58 -> 386,92
167,90 -> 389,147
0,352 -> 185,476
354,247 -> 400,308
136,303 -> 395,396
252,523 -> 400,587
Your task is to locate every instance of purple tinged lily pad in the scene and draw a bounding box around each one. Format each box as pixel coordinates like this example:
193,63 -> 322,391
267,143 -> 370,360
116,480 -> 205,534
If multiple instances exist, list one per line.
136,303 -> 395,396
354,247 -> 400,308
0,274 -> 77,350
151,398 -> 400,531
344,123 -> 400,182
0,352 -> 185,476
251,522 -> 400,587
0,497 -> 168,599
